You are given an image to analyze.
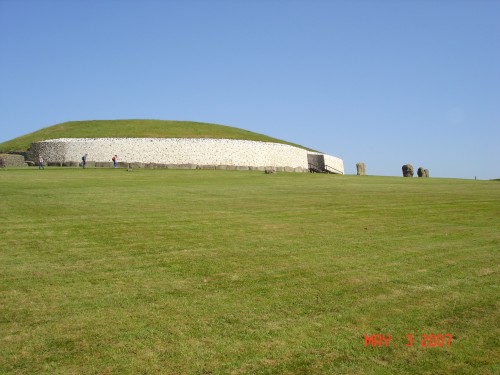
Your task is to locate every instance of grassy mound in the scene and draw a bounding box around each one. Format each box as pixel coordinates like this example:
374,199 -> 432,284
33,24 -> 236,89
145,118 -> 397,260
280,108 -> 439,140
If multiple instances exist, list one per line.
0,119 -> 314,153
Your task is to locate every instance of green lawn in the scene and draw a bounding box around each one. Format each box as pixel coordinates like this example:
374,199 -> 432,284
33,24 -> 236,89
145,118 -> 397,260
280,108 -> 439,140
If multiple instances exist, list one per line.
0,169 -> 498,374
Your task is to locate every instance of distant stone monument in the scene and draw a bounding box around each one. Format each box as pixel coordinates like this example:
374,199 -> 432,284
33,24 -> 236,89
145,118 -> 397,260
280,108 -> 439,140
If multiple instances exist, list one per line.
402,164 -> 414,177
356,163 -> 366,175
418,167 -> 430,177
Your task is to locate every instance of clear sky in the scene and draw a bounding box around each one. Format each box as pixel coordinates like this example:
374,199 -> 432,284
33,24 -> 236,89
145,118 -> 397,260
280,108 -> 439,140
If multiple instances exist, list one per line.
1,0 -> 499,179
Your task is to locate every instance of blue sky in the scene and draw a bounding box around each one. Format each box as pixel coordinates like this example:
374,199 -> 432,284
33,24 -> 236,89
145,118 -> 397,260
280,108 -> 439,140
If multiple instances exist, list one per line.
1,0 -> 499,179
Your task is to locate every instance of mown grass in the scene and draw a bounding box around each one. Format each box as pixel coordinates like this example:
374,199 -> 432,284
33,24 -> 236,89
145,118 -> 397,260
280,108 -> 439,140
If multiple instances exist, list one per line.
0,169 -> 498,374
0,120 -> 314,153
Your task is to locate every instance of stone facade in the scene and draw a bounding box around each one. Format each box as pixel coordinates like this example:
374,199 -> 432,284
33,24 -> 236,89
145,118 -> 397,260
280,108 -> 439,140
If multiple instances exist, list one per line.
27,138 -> 344,174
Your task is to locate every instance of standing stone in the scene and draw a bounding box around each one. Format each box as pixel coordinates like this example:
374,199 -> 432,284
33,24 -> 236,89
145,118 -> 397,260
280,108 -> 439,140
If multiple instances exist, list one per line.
356,162 -> 366,176
418,167 -> 430,177
402,164 -> 414,177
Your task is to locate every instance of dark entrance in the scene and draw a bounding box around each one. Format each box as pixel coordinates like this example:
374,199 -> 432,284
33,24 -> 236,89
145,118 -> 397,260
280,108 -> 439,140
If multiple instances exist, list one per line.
307,154 -> 325,173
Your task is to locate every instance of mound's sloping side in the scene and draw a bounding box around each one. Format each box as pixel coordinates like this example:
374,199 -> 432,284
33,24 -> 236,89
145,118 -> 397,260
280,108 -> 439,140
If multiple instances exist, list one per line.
0,120 -> 314,153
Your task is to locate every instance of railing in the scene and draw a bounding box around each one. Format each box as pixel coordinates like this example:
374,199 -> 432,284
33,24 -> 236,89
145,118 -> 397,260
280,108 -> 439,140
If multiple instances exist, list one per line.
308,163 -> 322,173
323,164 -> 343,174
308,163 -> 343,174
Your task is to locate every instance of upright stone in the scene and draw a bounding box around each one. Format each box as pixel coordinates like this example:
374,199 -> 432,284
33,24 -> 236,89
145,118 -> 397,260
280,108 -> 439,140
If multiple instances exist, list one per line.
402,164 -> 414,177
356,162 -> 366,175
417,167 -> 430,178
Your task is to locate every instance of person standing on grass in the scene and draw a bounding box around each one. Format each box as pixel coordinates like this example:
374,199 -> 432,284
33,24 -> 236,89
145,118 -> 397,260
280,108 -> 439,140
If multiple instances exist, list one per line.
38,156 -> 44,169
82,153 -> 88,169
112,154 -> 118,168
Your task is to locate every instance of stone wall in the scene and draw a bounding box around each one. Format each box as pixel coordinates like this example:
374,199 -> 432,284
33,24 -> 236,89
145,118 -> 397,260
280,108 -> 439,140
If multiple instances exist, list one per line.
0,154 -> 27,167
27,138 -> 344,174
322,154 -> 344,174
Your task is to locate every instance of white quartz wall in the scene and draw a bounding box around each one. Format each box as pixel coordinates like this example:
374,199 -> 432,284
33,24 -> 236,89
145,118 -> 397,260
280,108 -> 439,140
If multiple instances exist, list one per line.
323,154 -> 344,173
28,138 -> 344,173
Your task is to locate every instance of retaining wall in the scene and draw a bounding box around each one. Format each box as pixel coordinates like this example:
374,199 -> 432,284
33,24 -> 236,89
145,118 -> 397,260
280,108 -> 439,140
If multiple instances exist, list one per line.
27,138 -> 344,173
0,154 -> 28,167
323,154 -> 344,174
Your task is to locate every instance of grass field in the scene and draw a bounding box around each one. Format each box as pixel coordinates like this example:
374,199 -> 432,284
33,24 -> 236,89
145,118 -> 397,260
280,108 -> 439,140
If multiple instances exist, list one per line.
0,120 -> 314,153
0,168 -> 498,374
